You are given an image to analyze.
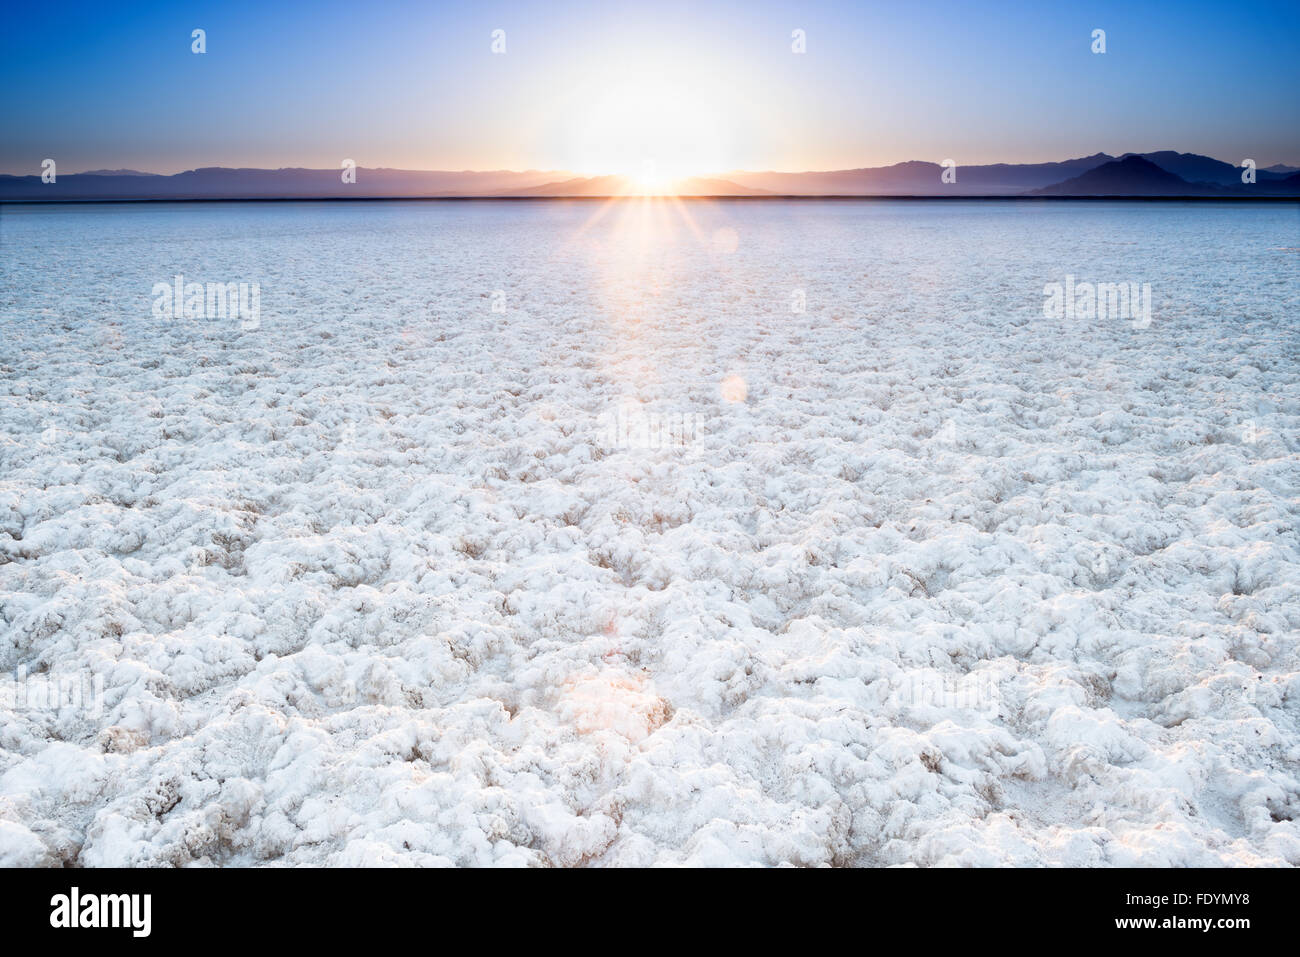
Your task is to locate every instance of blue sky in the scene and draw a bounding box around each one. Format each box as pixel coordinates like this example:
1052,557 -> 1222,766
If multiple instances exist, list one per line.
3,0 -> 1297,174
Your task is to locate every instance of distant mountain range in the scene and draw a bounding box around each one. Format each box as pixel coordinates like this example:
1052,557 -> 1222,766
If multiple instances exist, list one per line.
1030,154 -> 1300,196
1030,156 -> 1192,196
2,152 -> 1298,200
0,167 -> 571,201
719,154 -> 1118,195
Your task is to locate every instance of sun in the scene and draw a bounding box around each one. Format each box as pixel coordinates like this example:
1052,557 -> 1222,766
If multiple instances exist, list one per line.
628,160 -> 671,194
565,71 -> 730,189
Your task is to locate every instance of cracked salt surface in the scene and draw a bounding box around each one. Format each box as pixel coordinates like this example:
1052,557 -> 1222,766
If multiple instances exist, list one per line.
0,199 -> 1297,866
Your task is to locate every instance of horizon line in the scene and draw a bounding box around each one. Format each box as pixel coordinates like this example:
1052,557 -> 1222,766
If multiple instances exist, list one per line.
6,150 -> 1300,179
7,196 -> 1300,207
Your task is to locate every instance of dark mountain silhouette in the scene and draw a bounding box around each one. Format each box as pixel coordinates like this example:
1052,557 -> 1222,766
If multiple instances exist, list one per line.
1243,170 -> 1300,194
1030,156 -> 1222,196
1264,164 -> 1300,174
1121,151 -> 1288,187
1030,155 -> 1300,196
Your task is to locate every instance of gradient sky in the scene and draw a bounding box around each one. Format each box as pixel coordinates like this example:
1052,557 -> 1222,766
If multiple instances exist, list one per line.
3,0 -> 1298,175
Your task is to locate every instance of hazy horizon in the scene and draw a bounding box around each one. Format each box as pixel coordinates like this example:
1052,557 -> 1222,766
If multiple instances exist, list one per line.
11,149 -> 1300,180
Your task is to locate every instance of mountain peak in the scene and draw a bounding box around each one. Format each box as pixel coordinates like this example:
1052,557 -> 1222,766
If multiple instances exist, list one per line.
1031,155 -> 1209,196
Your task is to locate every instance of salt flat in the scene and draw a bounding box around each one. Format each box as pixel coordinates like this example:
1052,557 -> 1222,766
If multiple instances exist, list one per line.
1,199 -> 1297,866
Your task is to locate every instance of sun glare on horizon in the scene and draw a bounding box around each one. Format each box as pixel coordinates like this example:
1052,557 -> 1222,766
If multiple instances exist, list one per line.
628,160 -> 671,193
565,70 -> 732,187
